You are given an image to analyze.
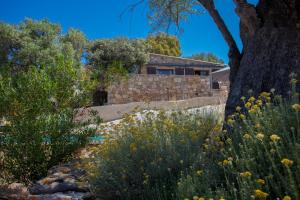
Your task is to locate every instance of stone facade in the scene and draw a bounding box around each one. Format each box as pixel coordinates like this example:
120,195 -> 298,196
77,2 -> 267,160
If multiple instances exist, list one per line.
212,67 -> 230,88
108,74 -> 212,104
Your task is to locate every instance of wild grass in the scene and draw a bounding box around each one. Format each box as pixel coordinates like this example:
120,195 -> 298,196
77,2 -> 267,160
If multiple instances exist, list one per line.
86,109 -> 222,200
86,74 -> 299,200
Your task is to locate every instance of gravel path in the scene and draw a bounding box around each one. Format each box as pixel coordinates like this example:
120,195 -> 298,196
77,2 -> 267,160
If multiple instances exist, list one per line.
76,96 -> 226,123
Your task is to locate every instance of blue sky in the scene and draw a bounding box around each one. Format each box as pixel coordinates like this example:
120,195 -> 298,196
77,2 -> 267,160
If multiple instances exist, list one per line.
0,0 -> 258,63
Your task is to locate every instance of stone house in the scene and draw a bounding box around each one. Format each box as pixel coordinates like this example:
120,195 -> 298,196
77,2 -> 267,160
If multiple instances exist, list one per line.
212,66 -> 230,88
141,53 -> 226,77
107,53 -> 229,105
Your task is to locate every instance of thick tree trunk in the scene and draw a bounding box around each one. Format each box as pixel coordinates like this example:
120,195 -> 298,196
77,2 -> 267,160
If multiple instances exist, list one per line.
225,0 -> 300,116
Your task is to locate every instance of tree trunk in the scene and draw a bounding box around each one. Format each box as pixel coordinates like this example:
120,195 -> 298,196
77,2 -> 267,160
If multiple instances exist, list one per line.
225,0 -> 300,116
198,0 -> 241,82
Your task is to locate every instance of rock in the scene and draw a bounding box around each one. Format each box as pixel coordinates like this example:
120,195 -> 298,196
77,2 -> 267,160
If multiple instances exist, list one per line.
0,183 -> 29,200
48,165 -> 72,175
82,193 -> 96,200
29,193 -> 72,200
29,182 -> 89,195
29,192 -> 90,200
27,156 -> 92,199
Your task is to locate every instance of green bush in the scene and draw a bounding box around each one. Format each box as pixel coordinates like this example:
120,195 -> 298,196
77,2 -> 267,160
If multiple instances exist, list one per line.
0,59 -> 99,184
177,80 -> 300,200
87,109 -> 222,200
220,94 -> 300,199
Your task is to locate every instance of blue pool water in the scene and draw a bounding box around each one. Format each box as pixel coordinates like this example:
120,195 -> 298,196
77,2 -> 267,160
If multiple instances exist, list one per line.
91,135 -> 104,143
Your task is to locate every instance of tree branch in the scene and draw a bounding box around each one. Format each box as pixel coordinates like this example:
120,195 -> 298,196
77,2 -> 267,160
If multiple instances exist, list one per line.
119,0 -> 145,20
197,0 -> 241,82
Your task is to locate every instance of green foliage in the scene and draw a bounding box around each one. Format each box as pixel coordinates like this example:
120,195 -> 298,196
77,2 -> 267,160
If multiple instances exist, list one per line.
219,93 -> 300,199
87,38 -> 149,101
177,80 -> 300,200
87,38 -> 149,73
61,28 -> 88,65
91,61 -> 129,88
189,53 -> 224,64
146,32 -> 181,56
0,18 -> 87,69
0,57 -> 98,184
86,110 -> 222,199
148,0 -> 200,31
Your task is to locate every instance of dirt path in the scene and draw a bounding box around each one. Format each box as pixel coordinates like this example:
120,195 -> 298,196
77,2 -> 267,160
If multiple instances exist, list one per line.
77,95 -> 226,122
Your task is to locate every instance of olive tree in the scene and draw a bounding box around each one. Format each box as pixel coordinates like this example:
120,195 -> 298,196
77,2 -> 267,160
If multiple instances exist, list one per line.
142,0 -> 300,116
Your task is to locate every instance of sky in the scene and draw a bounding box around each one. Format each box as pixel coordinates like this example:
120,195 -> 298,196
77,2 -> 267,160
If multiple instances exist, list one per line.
0,0 -> 258,63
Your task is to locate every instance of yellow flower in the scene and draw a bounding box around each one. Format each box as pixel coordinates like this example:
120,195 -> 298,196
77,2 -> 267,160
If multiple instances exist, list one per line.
203,144 -> 209,149
253,105 -> 259,110
290,78 -> 298,85
256,99 -> 263,106
243,134 -> 252,140
240,114 -> 246,120
292,104 -> 300,111
213,124 -> 222,132
236,106 -> 242,112
222,159 -> 229,166
270,134 -> 281,142
226,138 -> 232,144
196,170 -> 203,176
219,197 -> 225,200
240,171 -> 252,178
130,143 -> 137,153
184,198 -> 189,200
260,92 -> 271,98
254,189 -> 269,199
256,133 -> 265,141
256,179 -> 265,185
281,158 -> 294,167
241,96 -> 246,101
227,118 -> 235,125
282,195 -> 292,200
193,196 -> 199,200
249,109 -> 256,114
245,102 -> 252,109
199,198 -> 205,200
249,96 -> 256,102
255,123 -> 261,129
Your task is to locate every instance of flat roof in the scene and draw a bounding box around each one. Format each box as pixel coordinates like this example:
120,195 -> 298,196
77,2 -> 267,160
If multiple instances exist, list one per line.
211,66 -> 230,73
147,53 -> 228,68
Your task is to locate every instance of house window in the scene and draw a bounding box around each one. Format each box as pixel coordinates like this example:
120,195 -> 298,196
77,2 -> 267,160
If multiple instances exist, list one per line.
156,69 -> 174,75
194,70 -> 209,76
147,67 -> 157,74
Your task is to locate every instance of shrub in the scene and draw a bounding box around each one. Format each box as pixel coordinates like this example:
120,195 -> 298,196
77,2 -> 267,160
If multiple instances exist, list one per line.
220,93 -> 300,199
177,78 -> 300,199
0,59 -> 99,184
87,109 -> 222,200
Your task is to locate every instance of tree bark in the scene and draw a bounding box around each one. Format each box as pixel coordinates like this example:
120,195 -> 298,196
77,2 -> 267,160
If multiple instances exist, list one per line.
225,0 -> 300,116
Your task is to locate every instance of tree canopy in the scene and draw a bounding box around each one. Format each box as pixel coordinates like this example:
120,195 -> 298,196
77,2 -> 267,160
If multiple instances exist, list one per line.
87,38 -> 149,73
146,32 -> 181,56
189,53 -> 224,64
145,0 -> 300,116
0,18 -> 87,69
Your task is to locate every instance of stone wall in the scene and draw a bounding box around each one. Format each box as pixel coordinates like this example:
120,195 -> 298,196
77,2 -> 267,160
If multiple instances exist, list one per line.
107,74 -> 212,104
